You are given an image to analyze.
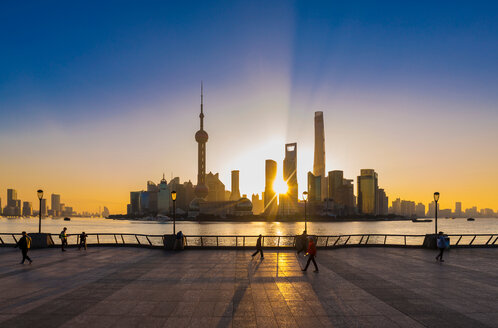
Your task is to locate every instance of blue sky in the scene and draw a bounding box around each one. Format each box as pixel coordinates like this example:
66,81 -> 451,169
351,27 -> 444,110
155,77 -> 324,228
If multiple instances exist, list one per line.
1,1 -> 497,212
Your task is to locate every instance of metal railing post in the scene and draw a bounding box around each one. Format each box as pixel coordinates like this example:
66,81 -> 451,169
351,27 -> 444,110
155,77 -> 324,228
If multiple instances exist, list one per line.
97,235 -> 100,244
469,235 -> 477,245
404,235 -> 407,246
135,235 -> 140,245
456,236 -> 462,246
325,236 -> 329,247
114,234 -> 118,244
121,235 -> 125,244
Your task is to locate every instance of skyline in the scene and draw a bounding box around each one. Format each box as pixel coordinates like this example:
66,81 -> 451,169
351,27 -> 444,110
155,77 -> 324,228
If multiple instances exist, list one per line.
1,1 -> 498,213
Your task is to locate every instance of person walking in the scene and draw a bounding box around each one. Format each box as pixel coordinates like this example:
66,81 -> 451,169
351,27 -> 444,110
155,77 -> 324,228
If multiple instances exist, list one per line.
435,231 -> 448,262
17,231 -> 32,264
251,234 -> 264,259
296,230 -> 308,255
302,237 -> 319,272
78,232 -> 87,251
59,227 -> 68,252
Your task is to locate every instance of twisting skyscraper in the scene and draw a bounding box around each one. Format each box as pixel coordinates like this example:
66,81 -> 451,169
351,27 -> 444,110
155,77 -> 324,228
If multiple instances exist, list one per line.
313,111 -> 326,200
194,83 -> 209,199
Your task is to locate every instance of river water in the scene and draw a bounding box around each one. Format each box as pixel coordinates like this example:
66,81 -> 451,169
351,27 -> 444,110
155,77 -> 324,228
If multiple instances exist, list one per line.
1,217 -> 497,236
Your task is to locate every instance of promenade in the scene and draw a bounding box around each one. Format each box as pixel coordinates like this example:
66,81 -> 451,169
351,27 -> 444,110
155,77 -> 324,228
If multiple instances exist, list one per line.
0,247 -> 496,328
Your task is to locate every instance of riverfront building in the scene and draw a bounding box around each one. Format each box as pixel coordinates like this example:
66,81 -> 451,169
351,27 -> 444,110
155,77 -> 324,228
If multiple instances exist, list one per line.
357,169 -> 378,215
264,159 -> 277,216
313,111 -> 327,201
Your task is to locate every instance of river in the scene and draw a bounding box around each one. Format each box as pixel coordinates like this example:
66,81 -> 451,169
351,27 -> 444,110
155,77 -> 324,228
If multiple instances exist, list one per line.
1,217 -> 497,236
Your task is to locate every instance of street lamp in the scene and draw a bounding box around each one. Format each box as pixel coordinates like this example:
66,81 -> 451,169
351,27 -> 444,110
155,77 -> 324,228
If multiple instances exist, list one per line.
37,189 -> 43,233
302,191 -> 309,234
434,192 -> 440,234
171,191 -> 177,235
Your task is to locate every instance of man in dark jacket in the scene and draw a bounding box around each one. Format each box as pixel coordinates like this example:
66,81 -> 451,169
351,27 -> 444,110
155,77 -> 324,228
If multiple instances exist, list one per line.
251,234 -> 264,259
60,227 -> 68,251
17,231 -> 32,264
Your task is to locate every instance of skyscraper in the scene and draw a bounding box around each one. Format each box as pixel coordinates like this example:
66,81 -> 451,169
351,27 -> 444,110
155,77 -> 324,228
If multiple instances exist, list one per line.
313,111 -> 327,200
377,188 -> 389,216
7,189 -> 17,207
307,172 -> 322,202
455,202 -> 462,217
264,159 -> 277,215
51,194 -> 61,217
230,170 -> 241,201
328,170 -> 344,203
194,83 -> 209,200
283,143 -> 298,202
206,172 -> 225,201
357,169 -> 378,215
157,174 -> 170,215
22,201 -> 32,216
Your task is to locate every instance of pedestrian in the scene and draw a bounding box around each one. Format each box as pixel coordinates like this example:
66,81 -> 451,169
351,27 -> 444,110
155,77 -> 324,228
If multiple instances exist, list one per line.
17,231 -> 32,264
59,227 -> 68,252
78,232 -> 87,251
296,230 -> 308,255
302,237 -> 319,272
435,231 -> 448,262
251,234 -> 264,259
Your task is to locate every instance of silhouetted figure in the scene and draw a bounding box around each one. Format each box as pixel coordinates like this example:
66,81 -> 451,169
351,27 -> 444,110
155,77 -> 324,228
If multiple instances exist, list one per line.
435,231 -> 448,262
302,237 -> 318,272
78,232 -> 87,250
175,231 -> 185,250
296,230 -> 308,255
17,231 -> 32,264
59,227 -> 68,251
251,234 -> 264,259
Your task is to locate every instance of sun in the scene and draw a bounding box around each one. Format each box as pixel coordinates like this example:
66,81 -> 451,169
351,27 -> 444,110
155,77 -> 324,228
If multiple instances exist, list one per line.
273,179 -> 288,195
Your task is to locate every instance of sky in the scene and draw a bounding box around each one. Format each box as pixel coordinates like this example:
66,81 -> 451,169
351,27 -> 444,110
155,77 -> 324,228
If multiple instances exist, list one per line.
1,1 -> 497,214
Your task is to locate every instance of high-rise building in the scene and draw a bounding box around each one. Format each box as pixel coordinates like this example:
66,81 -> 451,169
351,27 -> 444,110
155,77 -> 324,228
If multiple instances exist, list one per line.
251,193 -> 264,215
194,83 -> 209,200
264,159 -> 277,215
51,194 -> 61,217
22,202 -> 32,216
283,143 -> 298,202
377,189 -> 389,216
401,200 -> 416,217
157,175 -> 170,215
357,169 -> 378,215
139,191 -> 149,213
307,172 -> 322,202
40,199 -> 48,217
7,189 -> 17,207
102,206 -> 110,218
415,203 -> 426,217
130,192 -> 141,215
313,111 -> 327,200
455,202 -> 462,217
328,170 -> 343,203
427,201 -> 440,217
147,181 -> 159,214
230,170 -> 241,201
206,172 -> 225,201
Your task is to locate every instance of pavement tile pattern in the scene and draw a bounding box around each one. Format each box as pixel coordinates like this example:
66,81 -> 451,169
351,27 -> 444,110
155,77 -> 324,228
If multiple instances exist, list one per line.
0,247 -> 496,327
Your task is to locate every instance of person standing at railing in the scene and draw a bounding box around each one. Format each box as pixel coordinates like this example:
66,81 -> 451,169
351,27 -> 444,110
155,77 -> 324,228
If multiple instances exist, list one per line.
251,234 -> 264,259
302,237 -> 319,272
59,227 -> 68,252
435,231 -> 449,262
17,231 -> 33,264
296,230 -> 308,255
78,232 -> 87,251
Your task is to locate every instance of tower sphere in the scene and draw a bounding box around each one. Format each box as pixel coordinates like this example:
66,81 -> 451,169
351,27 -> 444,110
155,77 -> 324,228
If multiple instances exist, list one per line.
195,129 -> 209,143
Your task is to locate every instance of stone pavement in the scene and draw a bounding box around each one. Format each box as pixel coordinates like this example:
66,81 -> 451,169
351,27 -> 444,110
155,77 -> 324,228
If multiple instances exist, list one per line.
0,247 -> 496,328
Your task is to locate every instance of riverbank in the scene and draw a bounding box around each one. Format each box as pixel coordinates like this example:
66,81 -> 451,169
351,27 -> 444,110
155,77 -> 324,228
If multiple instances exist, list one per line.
107,214 -> 411,223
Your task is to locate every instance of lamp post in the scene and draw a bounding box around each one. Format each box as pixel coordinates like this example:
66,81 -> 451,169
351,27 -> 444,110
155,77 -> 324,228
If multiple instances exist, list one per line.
302,191 -> 308,234
171,191 -> 177,235
434,192 -> 440,234
37,189 -> 43,233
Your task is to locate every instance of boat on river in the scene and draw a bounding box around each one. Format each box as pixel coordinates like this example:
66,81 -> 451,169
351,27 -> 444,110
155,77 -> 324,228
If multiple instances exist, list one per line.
467,218 -> 475,221
412,218 -> 433,223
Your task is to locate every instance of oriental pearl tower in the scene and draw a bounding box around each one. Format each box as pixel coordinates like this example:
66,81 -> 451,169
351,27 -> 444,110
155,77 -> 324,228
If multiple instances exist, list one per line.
194,83 -> 209,199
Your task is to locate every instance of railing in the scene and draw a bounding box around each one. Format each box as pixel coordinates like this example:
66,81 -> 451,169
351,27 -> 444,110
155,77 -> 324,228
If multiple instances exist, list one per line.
0,233 -> 497,249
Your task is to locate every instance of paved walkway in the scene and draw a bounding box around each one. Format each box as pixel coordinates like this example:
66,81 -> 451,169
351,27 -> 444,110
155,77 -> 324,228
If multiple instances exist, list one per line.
0,247 -> 496,328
